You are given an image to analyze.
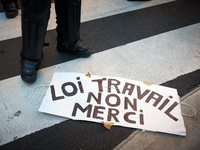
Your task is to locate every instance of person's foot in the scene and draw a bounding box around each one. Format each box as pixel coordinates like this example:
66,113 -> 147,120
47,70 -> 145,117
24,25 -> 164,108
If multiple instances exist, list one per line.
21,59 -> 41,83
57,39 -> 92,58
3,2 -> 18,18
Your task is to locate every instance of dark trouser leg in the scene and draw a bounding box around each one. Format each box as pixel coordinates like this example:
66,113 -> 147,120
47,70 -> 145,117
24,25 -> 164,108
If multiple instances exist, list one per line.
55,0 -> 91,58
20,0 -> 51,83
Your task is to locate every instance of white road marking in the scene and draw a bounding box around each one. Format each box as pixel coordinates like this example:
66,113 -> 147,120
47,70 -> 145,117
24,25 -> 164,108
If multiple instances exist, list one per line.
0,0 -> 175,41
0,22 -> 199,145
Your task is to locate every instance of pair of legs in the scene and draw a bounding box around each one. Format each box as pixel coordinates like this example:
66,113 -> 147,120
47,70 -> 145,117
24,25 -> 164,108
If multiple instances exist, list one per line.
1,0 -> 18,18
20,0 -> 91,83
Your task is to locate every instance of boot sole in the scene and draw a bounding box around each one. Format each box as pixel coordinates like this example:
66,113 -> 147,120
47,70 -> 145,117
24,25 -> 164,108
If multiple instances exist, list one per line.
21,72 -> 37,83
57,47 -> 92,58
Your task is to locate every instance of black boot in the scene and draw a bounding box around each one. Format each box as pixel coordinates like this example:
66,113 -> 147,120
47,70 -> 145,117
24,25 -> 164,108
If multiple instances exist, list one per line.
20,59 -> 41,83
56,25 -> 92,58
3,2 -> 18,18
20,0 -> 51,83
55,0 -> 91,58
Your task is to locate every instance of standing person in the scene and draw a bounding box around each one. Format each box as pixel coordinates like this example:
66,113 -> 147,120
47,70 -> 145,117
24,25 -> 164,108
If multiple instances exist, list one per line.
1,0 -> 18,18
20,0 -> 92,83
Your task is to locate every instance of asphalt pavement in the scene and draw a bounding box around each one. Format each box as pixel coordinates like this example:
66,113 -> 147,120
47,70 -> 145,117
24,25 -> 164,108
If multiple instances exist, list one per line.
0,0 -> 200,149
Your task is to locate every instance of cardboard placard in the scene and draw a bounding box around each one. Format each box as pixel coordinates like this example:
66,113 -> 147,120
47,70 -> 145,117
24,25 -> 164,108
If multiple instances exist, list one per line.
39,72 -> 186,136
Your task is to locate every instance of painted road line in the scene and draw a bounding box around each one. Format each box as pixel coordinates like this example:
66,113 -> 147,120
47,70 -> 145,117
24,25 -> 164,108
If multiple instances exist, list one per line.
0,0 -> 175,42
0,23 -> 200,145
